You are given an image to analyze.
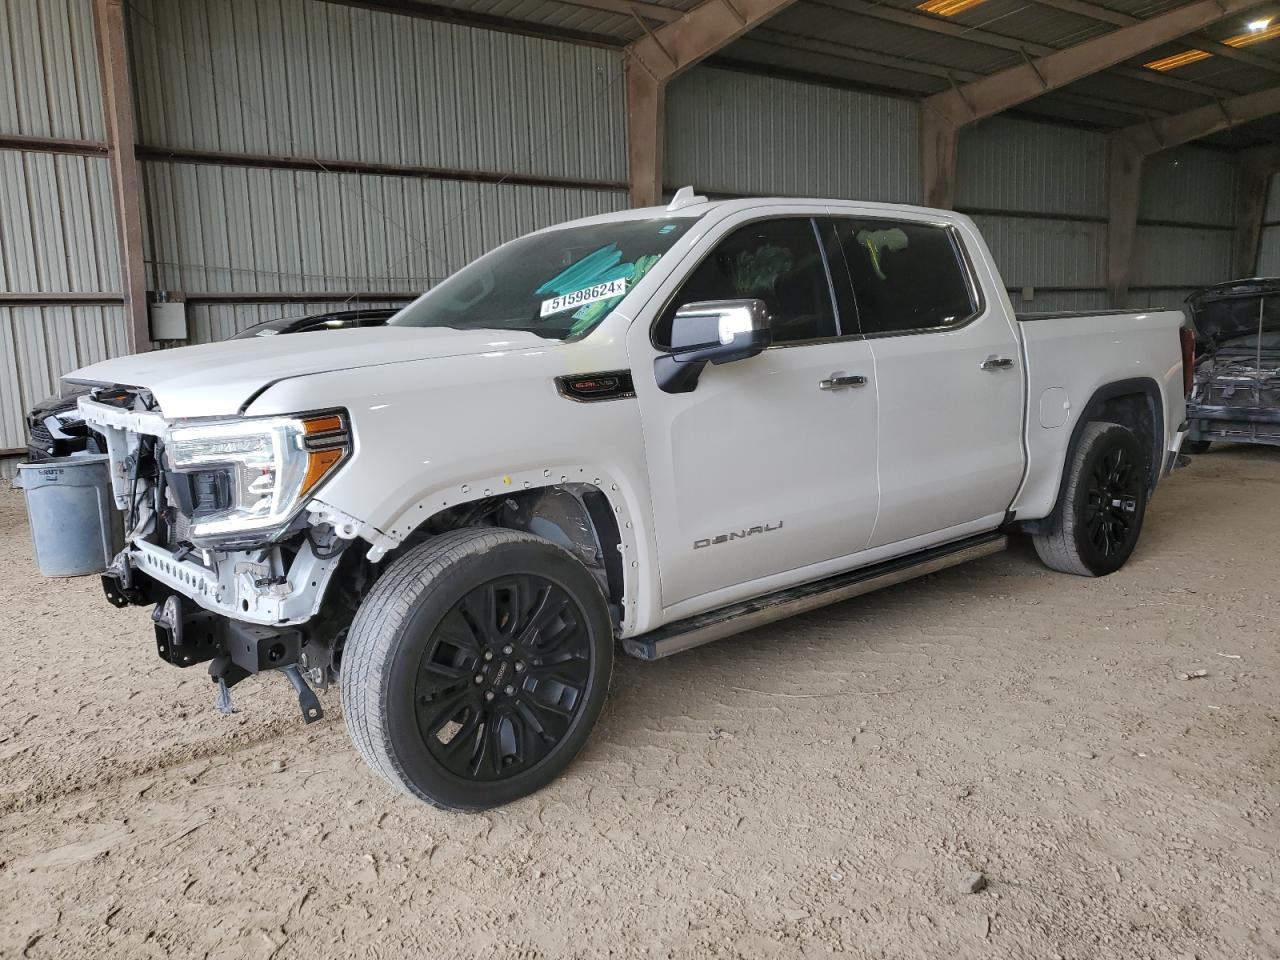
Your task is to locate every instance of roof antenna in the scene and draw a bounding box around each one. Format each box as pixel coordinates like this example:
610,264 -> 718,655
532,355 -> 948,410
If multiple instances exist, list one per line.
666,186 -> 707,212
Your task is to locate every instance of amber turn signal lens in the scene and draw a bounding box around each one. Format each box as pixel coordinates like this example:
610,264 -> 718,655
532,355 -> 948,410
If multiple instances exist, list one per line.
301,447 -> 345,497
303,413 -> 345,436
298,411 -> 350,497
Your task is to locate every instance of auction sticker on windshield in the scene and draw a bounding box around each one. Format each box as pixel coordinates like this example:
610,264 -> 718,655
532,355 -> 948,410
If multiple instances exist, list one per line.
539,278 -> 628,317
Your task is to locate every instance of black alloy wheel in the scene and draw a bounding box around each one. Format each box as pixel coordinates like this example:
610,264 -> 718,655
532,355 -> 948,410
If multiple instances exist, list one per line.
1032,421 -> 1149,577
415,575 -> 593,781
1084,443 -> 1142,560
341,527 -> 613,810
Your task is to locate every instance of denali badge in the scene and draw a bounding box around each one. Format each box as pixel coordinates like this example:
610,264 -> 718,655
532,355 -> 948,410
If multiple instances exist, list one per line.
694,521 -> 783,549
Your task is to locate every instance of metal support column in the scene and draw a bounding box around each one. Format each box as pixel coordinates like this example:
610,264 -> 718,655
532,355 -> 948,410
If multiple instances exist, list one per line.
93,0 -> 151,353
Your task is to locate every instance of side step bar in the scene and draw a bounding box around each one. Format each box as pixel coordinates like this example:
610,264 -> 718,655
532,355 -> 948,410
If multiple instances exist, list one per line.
623,532 -> 1008,661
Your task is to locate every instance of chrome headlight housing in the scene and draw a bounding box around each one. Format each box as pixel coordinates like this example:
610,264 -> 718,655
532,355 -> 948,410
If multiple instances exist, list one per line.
164,411 -> 350,549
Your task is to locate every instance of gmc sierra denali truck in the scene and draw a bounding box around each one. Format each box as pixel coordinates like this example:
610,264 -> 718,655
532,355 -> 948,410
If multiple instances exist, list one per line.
65,190 -> 1190,810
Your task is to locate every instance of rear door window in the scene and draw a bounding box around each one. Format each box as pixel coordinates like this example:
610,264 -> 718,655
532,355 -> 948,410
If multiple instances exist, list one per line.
831,219 -> 978,335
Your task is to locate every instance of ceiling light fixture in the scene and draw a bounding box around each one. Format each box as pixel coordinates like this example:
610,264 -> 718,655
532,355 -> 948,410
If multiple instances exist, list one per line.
1145,20 -> 1280,70
916,0 -> 988,16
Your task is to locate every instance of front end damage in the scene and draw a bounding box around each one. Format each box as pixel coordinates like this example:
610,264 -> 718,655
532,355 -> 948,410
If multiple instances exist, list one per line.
1186,280 -> 1280,448
81,388 -> 368,722
1187,340 -> 1280,446
76,386 -> 628,726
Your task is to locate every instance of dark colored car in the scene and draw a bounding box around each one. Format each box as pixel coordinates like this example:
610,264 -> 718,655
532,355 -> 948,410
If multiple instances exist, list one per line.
24,308 -> 400,462
230,307 -> 398,340
1184,279 -> 1280,453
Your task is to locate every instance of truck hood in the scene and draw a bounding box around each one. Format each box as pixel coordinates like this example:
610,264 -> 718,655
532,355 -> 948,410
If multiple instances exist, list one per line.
67,326 -> 552,418
1186,278 -> 1280,352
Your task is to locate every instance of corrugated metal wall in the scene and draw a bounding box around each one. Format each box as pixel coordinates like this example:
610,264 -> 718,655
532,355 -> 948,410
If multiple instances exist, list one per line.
128,0 -> 626,182
666,68 -> 920,203
0,306 -> 128,477
0,150 -> 120,294
667,79 -> 1239,316
141,161 -> 625,298
1,0 -> 126,476
958,117 -> 1108,219
0,0 -> 104,141
1130,146 -> 1238,310
958,118 -> 1110,313
126,0 -> 629,308
1255,175 -> 1280,275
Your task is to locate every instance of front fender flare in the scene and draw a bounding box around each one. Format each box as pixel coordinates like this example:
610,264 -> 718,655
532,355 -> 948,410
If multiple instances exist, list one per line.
355,463 -> 651,636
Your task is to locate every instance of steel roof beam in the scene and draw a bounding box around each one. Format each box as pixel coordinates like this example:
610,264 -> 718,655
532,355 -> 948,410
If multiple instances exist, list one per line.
626,0 -> 800,206
627,0 -> 801,82
925,0 -> 1261,128
1107,85 -> 1280,304
744,27 -> 1167,120
1028,0 -> 1280,76
833,0 -> 1241,99
921,0 -> 1262,207
1115,83 -> 1280,152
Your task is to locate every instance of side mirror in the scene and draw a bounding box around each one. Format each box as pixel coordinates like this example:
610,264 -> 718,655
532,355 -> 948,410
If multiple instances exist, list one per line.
655,299 -> 772,394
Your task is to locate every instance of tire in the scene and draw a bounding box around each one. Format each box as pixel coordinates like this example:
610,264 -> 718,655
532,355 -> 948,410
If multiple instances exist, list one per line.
1032,421 -> 1149,577
341,527 -> 613,810
1184,439 -> 1211,455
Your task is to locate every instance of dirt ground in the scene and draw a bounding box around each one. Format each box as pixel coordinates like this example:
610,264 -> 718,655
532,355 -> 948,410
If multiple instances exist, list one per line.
1,447 -> 1277,960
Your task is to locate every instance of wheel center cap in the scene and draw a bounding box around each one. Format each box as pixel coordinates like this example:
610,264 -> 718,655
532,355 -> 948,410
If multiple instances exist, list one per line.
490,659 -> 511,688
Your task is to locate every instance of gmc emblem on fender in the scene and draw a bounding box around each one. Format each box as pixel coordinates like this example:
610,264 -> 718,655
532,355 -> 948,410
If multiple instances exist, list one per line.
694,521 -> 783,549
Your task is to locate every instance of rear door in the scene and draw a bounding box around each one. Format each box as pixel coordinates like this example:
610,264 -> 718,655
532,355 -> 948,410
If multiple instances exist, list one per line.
827,214 -> 1024,548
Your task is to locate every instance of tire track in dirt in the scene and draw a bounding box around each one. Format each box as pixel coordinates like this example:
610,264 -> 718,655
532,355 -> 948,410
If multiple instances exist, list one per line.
0,709 -> 323,816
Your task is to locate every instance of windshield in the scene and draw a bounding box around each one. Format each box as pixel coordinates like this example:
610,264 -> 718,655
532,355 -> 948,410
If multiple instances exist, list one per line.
390,215 -> 700,340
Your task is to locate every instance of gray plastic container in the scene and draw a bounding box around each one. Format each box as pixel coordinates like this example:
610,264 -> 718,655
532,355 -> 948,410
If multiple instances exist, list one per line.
16,455 -> 125,577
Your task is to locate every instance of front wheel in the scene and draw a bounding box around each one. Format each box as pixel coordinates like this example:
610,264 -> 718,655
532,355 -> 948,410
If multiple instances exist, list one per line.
1032,421 -> 1149,577
341,527 -> 613,810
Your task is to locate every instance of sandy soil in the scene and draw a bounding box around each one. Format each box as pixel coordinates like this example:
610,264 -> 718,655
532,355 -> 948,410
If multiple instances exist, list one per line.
1,447 -> 1277,959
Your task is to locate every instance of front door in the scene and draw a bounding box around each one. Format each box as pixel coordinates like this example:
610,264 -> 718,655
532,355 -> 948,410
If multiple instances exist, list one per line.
828,214 -> 1024,548
629,212 -> 880,616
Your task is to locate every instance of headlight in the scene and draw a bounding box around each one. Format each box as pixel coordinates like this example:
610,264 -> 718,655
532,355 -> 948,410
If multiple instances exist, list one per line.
164,410 -> 350,548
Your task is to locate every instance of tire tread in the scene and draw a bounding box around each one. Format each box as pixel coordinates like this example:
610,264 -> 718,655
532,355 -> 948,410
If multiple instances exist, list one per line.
341,527 -> 562,810
1032,421 -> 1141,577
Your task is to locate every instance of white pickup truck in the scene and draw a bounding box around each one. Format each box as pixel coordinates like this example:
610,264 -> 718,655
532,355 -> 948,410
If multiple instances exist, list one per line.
68,190 -> 1191,810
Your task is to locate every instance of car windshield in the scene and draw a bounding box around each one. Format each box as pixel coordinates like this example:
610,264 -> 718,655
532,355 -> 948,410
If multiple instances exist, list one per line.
389,215 -> 701,340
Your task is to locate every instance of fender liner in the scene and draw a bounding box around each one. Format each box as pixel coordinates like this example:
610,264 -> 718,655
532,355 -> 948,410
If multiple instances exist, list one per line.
1071,377 -> 1165,492
368,464 -> 645,634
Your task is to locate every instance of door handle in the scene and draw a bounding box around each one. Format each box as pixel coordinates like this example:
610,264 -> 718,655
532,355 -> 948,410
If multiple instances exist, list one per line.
981,357 -> 1015,371
819,374 -> 867,391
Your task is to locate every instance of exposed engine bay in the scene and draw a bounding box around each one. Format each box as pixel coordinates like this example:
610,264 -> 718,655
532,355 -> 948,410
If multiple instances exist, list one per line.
80,385 -> 361,722
1186,280 -> 1280,448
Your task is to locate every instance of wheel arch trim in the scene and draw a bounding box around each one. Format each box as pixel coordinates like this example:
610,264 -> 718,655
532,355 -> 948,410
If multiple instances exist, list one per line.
1014,376 -> 1164,532
364,464 -> 652,636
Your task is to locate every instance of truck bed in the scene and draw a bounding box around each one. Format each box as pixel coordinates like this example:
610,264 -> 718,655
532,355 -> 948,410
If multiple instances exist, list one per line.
1010,306 -> 1186,522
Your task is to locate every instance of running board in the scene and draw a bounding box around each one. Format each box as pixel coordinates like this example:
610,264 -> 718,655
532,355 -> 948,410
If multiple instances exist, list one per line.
623,532 -> 1008,661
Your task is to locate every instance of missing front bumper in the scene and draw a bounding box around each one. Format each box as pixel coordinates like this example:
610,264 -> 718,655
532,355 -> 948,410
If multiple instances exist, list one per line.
148,592 -> 324,723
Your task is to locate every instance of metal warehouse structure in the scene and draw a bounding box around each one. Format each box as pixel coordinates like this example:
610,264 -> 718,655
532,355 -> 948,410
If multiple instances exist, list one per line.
4,0 -> 1280,473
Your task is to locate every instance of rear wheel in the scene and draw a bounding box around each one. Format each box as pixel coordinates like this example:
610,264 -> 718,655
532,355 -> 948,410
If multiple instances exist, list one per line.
341,527 -> 613,810
1032,421 -> 1149,577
